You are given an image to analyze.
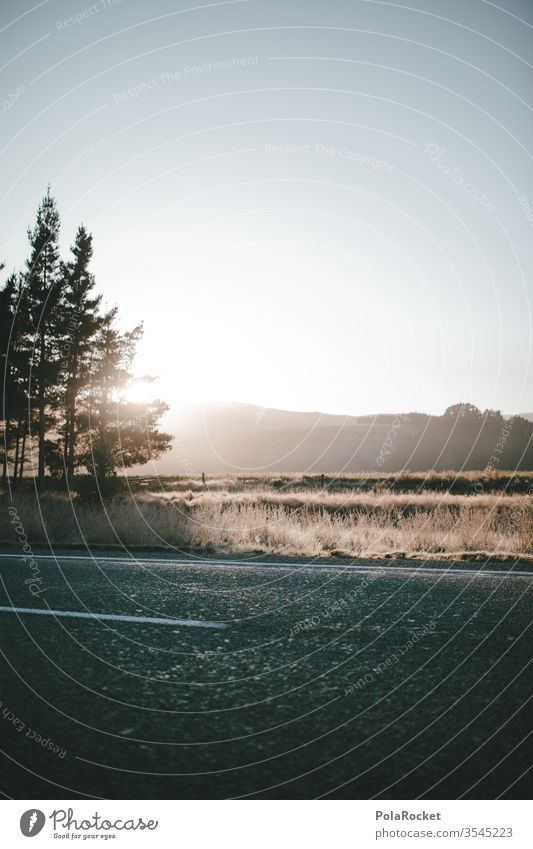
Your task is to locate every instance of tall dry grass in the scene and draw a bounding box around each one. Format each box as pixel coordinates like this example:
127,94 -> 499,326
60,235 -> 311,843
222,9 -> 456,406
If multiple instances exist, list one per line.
1,489 -> 532,559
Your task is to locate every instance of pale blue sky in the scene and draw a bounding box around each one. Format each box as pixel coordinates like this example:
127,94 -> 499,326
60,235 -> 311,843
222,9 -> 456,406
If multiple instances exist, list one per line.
1,0 -> 532,415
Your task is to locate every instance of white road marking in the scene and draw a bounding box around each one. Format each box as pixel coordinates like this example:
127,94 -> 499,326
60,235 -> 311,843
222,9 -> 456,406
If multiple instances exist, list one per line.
0,552 -> 531,578
0,605 -> 227,629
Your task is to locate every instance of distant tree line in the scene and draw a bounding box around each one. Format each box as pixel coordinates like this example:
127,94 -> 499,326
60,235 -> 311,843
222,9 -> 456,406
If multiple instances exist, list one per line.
0,188 -> 172,494
383,403 -> 533,473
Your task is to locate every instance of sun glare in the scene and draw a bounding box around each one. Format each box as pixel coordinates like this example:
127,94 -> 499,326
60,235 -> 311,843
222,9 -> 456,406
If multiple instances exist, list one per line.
120,382 -> 156,405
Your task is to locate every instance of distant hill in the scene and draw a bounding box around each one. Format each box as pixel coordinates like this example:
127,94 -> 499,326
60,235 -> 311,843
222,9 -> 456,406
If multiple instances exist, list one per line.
146,402 -> 533,474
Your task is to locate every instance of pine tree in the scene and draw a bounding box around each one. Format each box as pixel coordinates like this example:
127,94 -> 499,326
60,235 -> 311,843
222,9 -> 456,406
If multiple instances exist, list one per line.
0,271 -> 30,486
0,264 -> 12,483
3,190 -> 173,492
59,225 -> 104,485
78,311 -> 171,497
25,188 -> 63,486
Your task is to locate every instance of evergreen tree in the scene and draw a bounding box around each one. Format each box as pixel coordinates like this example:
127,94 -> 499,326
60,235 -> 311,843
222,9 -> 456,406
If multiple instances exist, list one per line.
78,310 -> 171,496
0,271 -> 31,486
59,225 -> 104,485
2,189 -> 173,491
0,264 -> 12,483
25,188 -> 63,486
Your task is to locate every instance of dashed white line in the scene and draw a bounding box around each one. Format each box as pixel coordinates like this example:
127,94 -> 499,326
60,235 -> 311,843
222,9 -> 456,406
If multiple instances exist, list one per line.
0,605 -> 227,629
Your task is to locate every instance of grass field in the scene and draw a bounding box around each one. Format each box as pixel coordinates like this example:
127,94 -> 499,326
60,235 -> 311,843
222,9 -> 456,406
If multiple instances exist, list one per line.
1,471 -> 532,560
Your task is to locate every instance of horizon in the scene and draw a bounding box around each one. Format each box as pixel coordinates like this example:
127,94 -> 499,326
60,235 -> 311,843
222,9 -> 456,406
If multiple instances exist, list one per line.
160,396 -> 533,419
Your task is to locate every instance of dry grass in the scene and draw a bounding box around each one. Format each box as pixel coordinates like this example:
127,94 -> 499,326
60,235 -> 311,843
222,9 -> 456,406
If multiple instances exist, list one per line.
1,487 -> 532,560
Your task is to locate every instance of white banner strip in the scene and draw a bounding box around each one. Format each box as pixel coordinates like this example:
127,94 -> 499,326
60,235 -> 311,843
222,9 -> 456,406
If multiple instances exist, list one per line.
1,800 -> 531,848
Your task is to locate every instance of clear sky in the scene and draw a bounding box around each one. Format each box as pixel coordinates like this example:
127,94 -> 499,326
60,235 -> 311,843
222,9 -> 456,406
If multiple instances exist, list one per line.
1,0 -> 532,416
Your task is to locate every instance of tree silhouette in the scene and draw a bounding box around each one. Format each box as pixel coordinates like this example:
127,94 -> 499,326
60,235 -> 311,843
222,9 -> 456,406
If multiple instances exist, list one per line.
0,189 -> 173,493
59,225 -> 104,485
24,187 -> 62,487
0,270 -> 31,486
444,403 -> 482,419
78,310 -> 171,497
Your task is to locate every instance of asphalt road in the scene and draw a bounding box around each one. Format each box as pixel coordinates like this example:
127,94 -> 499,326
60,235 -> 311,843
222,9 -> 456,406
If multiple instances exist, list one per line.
0,551 -> 531,800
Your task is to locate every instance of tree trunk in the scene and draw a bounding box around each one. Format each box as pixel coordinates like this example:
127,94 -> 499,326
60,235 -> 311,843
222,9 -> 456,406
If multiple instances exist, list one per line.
63,409 -> 69,475
19,419 -> 27,482
66,413 -> 75,486
66,350 -> 78,486
1,418 -> 9,485
12,424 -> 20,485
37,336 -> 46,487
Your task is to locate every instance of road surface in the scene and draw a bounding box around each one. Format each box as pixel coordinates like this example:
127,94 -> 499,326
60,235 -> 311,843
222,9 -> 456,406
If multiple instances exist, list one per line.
0,551 -> 531,799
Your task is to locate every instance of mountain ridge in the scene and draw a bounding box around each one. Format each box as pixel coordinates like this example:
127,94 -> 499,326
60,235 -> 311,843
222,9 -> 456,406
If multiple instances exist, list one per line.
148,402 -> 533,474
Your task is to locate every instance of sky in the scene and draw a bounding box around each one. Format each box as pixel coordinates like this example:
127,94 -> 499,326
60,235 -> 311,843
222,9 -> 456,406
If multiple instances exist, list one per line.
1,0 -> 532,417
